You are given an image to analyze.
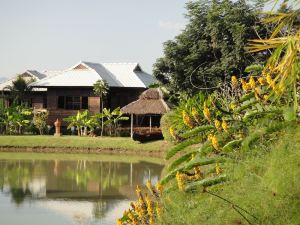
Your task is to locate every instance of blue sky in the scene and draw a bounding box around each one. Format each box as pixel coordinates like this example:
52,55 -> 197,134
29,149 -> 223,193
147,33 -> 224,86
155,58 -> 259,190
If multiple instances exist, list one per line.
0,0 -> 188,80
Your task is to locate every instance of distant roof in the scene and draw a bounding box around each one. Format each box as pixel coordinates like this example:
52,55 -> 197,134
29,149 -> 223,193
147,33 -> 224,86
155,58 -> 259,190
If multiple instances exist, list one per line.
0,70 -> 49,91
31,61 -> 154,88
121,88 -> 170,115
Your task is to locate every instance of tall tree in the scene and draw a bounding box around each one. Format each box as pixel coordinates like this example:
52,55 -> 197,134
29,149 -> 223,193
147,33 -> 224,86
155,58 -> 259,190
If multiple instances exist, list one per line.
153,0 -> 268,100
93,80 -> 109,136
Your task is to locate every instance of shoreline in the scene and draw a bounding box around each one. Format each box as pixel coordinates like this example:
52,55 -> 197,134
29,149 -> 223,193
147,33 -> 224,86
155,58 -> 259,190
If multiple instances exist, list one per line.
0,146 -> 165,158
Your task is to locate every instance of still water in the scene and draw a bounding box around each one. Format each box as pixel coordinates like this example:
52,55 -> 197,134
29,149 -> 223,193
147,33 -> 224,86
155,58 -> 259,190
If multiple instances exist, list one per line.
0,153 -> 164,225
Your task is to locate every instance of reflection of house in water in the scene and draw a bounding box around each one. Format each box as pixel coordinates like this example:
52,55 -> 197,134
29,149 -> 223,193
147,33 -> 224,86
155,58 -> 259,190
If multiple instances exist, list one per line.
0,158 -> 164,224
28,177 -> 46,198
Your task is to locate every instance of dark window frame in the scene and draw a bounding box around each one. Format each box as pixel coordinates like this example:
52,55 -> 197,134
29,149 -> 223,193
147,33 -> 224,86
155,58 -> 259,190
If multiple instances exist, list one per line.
57,96 -> 89,110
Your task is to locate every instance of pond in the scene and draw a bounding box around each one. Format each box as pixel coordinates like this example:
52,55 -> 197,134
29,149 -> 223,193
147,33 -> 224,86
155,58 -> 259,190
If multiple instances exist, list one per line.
0,153 -> 164,225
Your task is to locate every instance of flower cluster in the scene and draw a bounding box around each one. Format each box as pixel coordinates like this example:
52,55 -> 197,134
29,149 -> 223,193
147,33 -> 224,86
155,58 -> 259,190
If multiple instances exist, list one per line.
182,111 -> 194,128
117,181 -> 163,225
208,133 -> 220,151
203,101 -> 211,122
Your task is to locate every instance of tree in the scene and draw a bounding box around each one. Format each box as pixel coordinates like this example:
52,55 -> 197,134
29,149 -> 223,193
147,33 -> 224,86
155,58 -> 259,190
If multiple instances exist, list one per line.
33,111 -> 49,135
93,80 -> 109,136
101,107 -> 129,136
4,75 -> 34,105
153,0 -> 269,100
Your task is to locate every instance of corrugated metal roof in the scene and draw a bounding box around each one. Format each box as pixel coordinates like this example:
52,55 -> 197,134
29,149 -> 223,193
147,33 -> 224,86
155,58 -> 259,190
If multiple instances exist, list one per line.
0,70 -> 48,91
32,61 -> 154,88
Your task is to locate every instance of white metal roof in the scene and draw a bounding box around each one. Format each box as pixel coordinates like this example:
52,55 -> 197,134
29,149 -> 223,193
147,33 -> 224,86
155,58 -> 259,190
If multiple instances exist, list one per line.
0,70 -> 49,91
31,61 -> 154,88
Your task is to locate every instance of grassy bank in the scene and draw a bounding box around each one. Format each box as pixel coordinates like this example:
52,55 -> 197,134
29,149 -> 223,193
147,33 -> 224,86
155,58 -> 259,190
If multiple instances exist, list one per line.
0,135 -> 172,152
158,125 -> 300,225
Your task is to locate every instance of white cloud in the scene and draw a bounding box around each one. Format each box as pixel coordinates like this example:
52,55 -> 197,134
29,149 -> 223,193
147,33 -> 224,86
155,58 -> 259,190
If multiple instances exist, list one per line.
158,20 -> 185,32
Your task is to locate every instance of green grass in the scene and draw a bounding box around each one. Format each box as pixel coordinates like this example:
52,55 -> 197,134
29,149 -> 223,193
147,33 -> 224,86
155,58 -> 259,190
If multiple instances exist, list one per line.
158,125 -> 300,225
0,135 -> 172,152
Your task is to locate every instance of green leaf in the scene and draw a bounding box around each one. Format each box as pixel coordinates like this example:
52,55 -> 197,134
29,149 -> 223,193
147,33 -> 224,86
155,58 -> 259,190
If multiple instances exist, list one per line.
184,157 -> 225,170
185,175 -> 227,192
222,139 -> 243,153
180,125 -> 214,139
167,151 -> 196,171
165,137 -> 201,160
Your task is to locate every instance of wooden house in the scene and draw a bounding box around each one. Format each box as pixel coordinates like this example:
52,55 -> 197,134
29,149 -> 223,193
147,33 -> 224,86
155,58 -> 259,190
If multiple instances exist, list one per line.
0,61 -> 154,125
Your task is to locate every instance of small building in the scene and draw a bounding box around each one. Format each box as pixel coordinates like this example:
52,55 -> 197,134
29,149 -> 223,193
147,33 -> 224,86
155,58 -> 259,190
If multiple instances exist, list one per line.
0,61 -> 154,125
121,88 -> 170,137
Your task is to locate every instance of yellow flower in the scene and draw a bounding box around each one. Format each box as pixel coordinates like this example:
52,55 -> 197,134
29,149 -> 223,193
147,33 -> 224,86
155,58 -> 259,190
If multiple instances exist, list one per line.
203,101 -> 211,122
194,166 -> 202,180
249,76 -> 256,89
263,95 -> 270,101
128,212 -> 139,225
182,111 -> 194,128
192,107 -> 200,122
215,163 -> 222,175
176,171 -> 186,191
231,75 -> 238,89
221,120 -> 228,132
136,185 -> 141,196
254,87 -> 261,101
169,127 -> 176,139
211,134 -> 220,151
230,101 -> 237,110
145,194 -> 154,216
146,179 -> 152,193
241,78 -> 250,92
214,119 -> 221,131
156,182 -> 163,194
116,219 -> 124,225
149,216 -> 155,225
156,203 -> 162,218
266,74 -> 272,85
207,133 -> 214,141
258,77 -> 266,85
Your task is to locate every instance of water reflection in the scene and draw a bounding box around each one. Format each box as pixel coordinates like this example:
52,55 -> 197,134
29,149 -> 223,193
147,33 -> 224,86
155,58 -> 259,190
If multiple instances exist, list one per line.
0,156 -> 164,225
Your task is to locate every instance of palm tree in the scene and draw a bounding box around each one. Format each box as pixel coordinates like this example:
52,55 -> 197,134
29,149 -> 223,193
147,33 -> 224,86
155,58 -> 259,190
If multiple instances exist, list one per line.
4,75 -> 34,106
93,80 -> 109,136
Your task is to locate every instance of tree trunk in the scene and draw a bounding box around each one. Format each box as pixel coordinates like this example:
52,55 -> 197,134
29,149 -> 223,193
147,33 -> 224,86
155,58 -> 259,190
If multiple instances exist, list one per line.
83,126 -> 87,136
77,126 -> 80,136
101,95 -> 104,137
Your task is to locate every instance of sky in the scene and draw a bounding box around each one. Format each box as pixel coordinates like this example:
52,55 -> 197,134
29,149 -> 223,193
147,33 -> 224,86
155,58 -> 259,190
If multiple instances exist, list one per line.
0,0 -> 188,80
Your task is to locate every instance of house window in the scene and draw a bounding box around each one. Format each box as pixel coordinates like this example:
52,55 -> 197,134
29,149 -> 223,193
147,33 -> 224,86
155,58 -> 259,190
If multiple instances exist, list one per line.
57,96 -> 65,109
82,96 -> 88,109
57,96 -> 89,110
66,96 -> 80,110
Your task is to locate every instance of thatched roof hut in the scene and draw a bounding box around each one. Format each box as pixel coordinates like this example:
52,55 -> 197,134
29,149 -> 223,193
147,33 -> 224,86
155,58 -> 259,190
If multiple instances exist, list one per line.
121,88 -> 170,138
121,88 -> 170,115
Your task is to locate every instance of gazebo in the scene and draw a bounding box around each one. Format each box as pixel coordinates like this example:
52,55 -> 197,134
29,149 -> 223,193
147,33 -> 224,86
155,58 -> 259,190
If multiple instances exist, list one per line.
121,88 -> 170,138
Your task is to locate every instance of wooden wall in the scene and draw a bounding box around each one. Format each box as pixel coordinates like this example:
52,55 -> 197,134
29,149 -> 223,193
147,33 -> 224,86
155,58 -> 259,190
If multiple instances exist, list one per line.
46,87 -> 100,125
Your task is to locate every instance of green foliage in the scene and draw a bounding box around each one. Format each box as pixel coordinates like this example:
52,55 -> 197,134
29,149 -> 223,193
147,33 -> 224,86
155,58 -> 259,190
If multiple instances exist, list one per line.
165,137 -> 201,160
64,110 -> 98,136
185,175 -> 227,192
33,111 -> 49,135
98,107 -> 129,136
0,105 -> 32,135
180,125 -> 214,139
4,75 -> 34,105
93,79 -> 109,136
153,0 -> 268,97
158,126 -> 300,225
160,112 -> 175,142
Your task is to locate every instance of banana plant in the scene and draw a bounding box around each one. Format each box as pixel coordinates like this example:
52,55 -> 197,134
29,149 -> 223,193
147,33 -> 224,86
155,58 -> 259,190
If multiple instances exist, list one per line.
101,107 -> 129,136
